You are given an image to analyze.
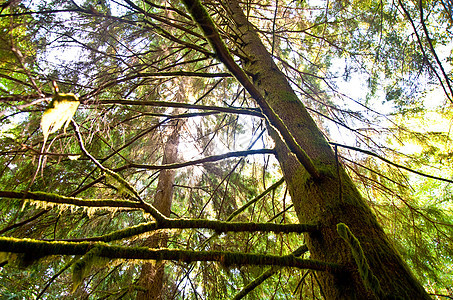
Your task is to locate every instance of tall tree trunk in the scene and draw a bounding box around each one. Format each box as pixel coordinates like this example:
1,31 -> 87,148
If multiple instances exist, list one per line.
215,0 -> 430,299
136,118 -> 183,300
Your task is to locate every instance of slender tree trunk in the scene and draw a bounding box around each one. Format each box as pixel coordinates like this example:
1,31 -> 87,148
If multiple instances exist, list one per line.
221,1 -> 430,299
136,118 -> 183,300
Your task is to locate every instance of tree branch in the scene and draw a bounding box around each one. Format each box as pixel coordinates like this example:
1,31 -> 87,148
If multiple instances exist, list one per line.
0,191 -> 318,237
116,149 -> 275,171
83,71 -> 232,99
0,237 -> 341,272
330,142 -> 453,184
87,99 -> 263,117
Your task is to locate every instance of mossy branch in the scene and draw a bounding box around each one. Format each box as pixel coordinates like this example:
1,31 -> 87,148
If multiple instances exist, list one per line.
0,190 -> 142,209
0,190 -> 318,236
55,220 -> 317,242
161,218 -> 318,234
181,0 -> 321,180
336,223 -> 385,299
0,237 -> 342,272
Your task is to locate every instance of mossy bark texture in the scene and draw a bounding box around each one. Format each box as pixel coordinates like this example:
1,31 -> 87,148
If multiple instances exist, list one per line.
223,0 -> 430,299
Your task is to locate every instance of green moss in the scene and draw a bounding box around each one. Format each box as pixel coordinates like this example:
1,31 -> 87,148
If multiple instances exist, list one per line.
104,168 -> 140,200
337,223 -> 384,299
72,246 -> 109,291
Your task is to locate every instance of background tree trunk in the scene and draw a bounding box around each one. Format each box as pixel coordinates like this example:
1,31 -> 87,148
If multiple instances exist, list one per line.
223,0 -> 430,298
136,116 -> 183,300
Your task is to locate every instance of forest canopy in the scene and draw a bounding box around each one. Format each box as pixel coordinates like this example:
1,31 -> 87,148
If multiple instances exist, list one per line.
0,0 -> 452,299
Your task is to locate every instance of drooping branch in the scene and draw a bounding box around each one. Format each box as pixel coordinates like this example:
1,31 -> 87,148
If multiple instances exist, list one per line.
181,0 -> 321,180
10,43 -> 44,97
0,237 -> 341,272
418,0 -> 453,102
397,0 -> 453,103
0,209 -> 51,235
72,120 -> 173,221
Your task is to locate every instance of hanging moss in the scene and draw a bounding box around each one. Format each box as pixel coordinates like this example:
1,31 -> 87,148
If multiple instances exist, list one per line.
41,92 -> 79,143
72,246 -> 109,291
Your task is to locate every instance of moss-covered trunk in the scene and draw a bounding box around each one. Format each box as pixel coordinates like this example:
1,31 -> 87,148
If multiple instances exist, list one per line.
223,0 -> 430,298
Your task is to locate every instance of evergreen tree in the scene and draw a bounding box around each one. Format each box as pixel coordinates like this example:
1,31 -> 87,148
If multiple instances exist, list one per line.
0,0 -> 451,299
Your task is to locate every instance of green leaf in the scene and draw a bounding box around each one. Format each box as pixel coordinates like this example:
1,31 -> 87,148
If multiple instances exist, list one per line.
40,93 -> 80,143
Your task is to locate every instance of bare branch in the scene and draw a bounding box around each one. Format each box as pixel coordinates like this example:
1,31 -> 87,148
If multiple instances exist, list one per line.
116,149 -> 275,171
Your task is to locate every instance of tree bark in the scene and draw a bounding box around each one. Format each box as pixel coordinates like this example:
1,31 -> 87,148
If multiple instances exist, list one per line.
220,0 -> 430,299
136,118 -> 183,300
